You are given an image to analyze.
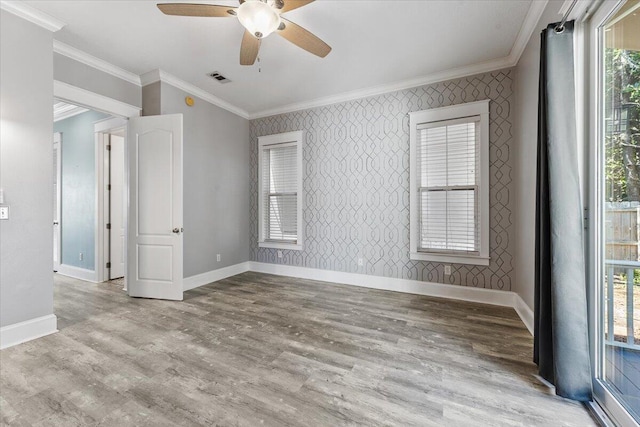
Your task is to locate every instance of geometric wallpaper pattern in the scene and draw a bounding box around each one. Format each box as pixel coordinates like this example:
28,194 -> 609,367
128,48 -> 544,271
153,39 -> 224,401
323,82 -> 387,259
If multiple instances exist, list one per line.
250,68 -> 514,291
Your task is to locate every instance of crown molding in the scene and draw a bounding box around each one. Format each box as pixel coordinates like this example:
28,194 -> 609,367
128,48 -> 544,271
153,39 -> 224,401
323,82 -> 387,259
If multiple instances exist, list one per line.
53,40 -> 141,87
507,0 -> 549,65
0,1 -> 66,32
140,69 -> 250,119
39,0 -> 551,122
248,55 -> 514,120
139,68 -> 164,87
248,0 -> 548,120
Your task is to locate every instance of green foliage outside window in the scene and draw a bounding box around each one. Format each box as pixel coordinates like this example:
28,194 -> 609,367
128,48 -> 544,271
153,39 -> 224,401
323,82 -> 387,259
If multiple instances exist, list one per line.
605,49 -> 640,202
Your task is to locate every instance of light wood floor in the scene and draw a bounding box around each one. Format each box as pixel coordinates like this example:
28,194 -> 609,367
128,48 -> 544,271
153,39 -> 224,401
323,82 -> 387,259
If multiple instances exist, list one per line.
1,272 -> 598,426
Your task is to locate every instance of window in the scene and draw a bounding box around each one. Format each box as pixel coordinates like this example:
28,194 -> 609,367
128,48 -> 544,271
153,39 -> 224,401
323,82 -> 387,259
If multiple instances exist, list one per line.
258,131 -> 303,250
591,0 -> 640,424
409,100 -> 490,265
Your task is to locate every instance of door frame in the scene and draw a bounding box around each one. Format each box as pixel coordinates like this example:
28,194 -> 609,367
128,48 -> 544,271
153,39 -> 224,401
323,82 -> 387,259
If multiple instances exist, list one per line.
53,80 -> 140,287
587,1 -> 640,426
53,132 -> 62,272
95,117 -> 127,286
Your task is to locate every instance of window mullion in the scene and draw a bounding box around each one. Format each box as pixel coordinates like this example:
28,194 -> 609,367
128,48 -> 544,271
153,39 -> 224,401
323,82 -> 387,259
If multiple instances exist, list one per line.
445,124 -> 449,251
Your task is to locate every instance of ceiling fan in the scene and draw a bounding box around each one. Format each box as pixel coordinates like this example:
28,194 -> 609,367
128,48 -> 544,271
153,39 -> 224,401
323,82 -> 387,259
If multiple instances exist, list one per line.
157,0 -> 331,65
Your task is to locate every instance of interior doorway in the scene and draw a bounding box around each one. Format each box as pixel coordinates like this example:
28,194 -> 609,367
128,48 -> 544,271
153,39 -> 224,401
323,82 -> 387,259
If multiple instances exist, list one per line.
93,115 -> 128,285
52,82 -> 183,301
52,100 -> 127,286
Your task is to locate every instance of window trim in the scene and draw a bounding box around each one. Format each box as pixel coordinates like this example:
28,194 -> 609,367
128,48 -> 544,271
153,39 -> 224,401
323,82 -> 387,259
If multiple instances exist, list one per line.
258,130 -> 304,251
409,100 -> 490,266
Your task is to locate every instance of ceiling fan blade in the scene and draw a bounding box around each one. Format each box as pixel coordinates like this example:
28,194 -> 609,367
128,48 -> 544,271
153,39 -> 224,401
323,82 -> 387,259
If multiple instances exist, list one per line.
279,0 -> 314,13
277,18 -> 331,58
157,3 -> 237,17
240,30 -> 260,65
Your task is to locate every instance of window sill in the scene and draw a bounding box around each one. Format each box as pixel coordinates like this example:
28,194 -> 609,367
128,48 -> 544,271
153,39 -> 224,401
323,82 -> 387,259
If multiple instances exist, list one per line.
410,252 -> 490,266
259,241 -> 303,251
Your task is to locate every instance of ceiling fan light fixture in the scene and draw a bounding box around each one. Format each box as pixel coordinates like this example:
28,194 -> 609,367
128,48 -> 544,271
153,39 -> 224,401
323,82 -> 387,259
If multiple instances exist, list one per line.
237,0 -> 281,39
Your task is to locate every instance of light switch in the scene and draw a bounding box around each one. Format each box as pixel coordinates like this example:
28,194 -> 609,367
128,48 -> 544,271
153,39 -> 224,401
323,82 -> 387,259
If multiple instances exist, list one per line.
0,206 -> 8,220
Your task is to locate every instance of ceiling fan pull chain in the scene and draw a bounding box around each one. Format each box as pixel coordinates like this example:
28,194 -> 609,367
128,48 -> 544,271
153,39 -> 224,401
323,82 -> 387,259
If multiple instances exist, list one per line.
258,56 -> 261,73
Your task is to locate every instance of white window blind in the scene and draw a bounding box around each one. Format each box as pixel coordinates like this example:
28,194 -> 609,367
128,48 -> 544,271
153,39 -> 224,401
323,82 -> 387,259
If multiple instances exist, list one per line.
417,117 -> 480,254
262,144 -> 298,242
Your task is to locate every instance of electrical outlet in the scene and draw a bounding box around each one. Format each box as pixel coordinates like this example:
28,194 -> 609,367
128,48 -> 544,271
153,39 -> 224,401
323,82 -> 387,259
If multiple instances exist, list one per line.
444,265 -> 451,275
216,254 -> 221,262
277,250 -> 283,258
357,258 -> 363,266
79,252 -> 83,261
0,206 -> 8,220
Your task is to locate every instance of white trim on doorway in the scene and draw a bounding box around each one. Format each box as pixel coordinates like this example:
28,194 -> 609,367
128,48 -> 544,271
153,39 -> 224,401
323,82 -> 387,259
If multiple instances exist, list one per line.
53,81 -> 139,291
53,80 -> 141,118
53,132 -> 62,272
94,117 -> 127,286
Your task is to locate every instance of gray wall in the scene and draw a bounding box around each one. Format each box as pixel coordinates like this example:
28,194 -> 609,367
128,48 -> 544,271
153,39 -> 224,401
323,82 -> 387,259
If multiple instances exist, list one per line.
141,81 -> 161,116
54,110 -> 110,270
250,69 -> 515,291
0,11 -> 54,327
512,1 -> 564,310
142,82 -> 251,277
54,53 -> 142,109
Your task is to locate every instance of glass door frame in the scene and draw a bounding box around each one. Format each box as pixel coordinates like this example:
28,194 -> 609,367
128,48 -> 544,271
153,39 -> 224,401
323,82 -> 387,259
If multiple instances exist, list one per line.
588,1 -> 640,425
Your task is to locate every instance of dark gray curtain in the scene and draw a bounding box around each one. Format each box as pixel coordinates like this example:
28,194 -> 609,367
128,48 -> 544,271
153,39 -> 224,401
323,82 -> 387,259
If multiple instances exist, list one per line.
535,21 -> 593,402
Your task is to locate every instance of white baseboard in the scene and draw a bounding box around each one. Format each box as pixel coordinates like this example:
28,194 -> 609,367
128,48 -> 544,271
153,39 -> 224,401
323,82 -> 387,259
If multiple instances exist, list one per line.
249,261 -> 515,306
56,258 -> 534,337
56,264 -> 98,283
183,261 -> 251,291
0,314 -> 58,350
248,261 -> 534,335
513,294 -> 534,335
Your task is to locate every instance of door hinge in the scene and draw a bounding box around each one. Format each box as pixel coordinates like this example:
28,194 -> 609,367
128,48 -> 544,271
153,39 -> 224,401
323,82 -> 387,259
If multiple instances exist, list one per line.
107,184 -> 111,191
106,223 -> 111,229
584,207 -> 589,230
106,262 -> 111,268
106,145 -> 111,151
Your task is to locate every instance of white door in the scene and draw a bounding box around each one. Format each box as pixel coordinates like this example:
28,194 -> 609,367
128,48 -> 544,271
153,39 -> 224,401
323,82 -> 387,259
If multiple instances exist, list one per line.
53,132 -> 62,272
127,114 -> 183,300
109,134 -> 125,279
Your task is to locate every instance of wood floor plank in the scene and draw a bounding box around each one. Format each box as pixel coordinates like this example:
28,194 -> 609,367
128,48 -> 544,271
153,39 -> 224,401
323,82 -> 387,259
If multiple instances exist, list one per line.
0,272 -> 598,426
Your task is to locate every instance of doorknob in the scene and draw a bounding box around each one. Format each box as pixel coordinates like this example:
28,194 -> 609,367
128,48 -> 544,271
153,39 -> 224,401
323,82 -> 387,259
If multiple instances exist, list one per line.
172,228 -> 180,234
53,221 -> 59,225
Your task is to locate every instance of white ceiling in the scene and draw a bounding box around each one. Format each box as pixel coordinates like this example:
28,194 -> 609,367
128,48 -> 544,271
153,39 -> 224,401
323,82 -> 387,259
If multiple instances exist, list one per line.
26,0 -> 535,116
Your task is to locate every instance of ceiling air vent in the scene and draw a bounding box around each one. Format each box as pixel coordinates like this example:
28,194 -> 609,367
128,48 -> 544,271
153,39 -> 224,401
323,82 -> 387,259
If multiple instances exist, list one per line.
208,71 -> 231,84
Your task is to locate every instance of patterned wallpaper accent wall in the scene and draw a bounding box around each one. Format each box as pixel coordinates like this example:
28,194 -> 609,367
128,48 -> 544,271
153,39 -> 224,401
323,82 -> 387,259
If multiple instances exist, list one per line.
250,69 -> 514,290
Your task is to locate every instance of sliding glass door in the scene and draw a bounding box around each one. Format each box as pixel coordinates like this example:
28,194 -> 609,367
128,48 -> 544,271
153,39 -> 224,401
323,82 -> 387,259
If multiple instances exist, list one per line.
593,1 -> 640,424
